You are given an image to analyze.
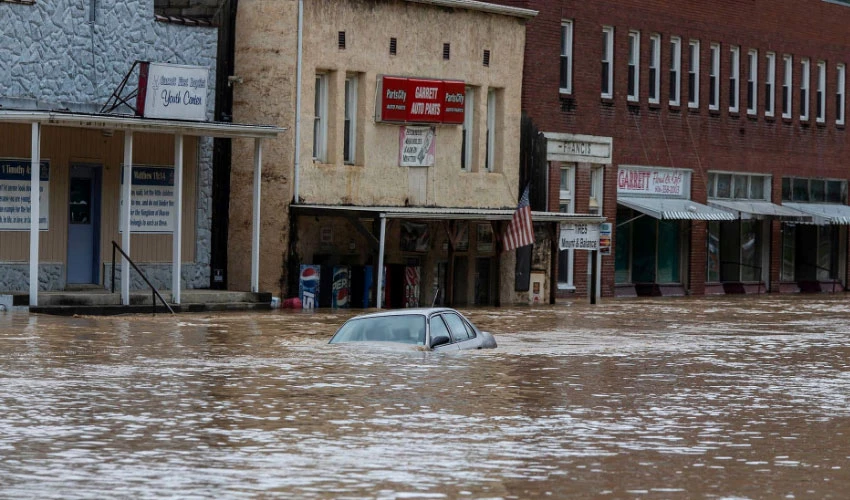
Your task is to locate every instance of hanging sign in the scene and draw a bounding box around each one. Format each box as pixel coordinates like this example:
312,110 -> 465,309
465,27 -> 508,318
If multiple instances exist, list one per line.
560,222 -> 600,251
399,126 -> 436,167
119,166 -> 176,233
617,166 -> 688,196
377,76 -> 465,124
0,159 -> 49,231
137,62 -> 209,121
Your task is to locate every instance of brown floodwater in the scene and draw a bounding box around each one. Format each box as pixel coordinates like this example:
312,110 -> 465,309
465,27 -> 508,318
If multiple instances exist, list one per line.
1,295 -> 849,499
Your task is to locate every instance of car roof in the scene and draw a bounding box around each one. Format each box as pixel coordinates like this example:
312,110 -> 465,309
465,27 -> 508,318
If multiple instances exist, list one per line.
345,308 -> 459,320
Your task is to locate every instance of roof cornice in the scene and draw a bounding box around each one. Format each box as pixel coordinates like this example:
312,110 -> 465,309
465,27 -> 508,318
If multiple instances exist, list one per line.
404,0 -> 537,19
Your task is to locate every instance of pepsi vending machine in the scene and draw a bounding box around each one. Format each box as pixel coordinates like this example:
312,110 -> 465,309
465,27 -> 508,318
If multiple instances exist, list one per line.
299,264 -> 320,309
332,266 -> 350,308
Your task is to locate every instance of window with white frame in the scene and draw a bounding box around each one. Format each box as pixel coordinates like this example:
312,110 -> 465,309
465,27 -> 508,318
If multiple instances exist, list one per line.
313,74 -> 328,162
708,172 -> 770,200
709,43 -> 720,110
747,49 -> 758,115
801,58 -> 810,120
669,36 -> 681,106
560,20 -> 573,93
461,87 -> 474,170
485,88 -> 496,171
838,63 -> 846,125
729,46 -> 740,113
628,30 -> 640,101
782,55 -> 793,118
601,26 -> 614,98
557,166 -> 575,288
649,33 -> 661,104
765,52 -> 776,117
343,76 -> 358,164
688,40 -> 699,108
817,61 -> 826,123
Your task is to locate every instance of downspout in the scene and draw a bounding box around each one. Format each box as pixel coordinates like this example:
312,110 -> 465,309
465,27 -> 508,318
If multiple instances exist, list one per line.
293,0 -> 303,203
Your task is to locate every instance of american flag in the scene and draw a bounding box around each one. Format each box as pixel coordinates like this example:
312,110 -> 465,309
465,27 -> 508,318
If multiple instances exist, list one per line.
503,184 -> 534,251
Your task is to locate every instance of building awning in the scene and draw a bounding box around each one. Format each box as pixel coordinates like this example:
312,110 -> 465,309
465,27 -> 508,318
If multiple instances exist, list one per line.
618,197 -> 735,221
708,199 -> 813,221
782,202 -> 850,225
291,204 -> 606,224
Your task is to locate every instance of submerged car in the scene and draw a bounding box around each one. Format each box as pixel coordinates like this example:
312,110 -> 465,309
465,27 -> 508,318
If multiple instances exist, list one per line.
329,308 -> 497,351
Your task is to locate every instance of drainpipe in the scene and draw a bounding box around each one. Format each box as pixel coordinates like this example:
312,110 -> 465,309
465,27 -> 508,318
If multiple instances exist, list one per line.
293,0 -> 303,203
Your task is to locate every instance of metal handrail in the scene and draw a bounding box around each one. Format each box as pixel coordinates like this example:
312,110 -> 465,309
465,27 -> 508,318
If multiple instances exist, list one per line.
718,260 -> 764,294
111,241 -> 175,314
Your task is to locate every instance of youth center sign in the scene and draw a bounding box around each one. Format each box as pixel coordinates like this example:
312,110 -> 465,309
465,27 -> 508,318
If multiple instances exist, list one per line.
376,76 -> 465,124
138,62 -> 209,121
0,159 -> 49,231
119,166 -> 176,233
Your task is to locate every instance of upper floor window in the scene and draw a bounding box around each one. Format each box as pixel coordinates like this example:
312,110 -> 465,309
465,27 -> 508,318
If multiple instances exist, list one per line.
708,172 -> 770,201
709,43 -> 720,110
669,36 -> 682,106
747,49 -> 758,115
816,61 -> 826,123
313,74 -> 328,162
560,21 -> 573,93
627,30 -> 640,102
601,26 -> 614,98
782,55 -> 793,119
782,177 -> 848,204
649,34 -> 661,104
688,40 -> 700,108
729,46 -> 740,113
485,88 -> 497,172
837,64 -> 846,126
343,76 -> 358,164
801,58 -> 811,121
461,87 -> 474,170
765,52 -> 776,117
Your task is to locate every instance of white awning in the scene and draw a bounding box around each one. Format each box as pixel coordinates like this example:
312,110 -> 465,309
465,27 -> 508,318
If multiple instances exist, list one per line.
708,199 -> 813,221
782,202 -> 850,225
618,197 -> 735,221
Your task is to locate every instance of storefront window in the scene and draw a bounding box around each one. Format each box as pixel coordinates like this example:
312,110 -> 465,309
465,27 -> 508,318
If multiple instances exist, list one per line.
793,178 -> 809,201
781,224 -> 796,281
707,222 -> 720,282
740,220 -> 762,281
749,177 -> 765,199
810,179 -> 826,202
615,207 -> 632,283
657,220 -> 680,283
733,175 -> 748,198
632,214 -> 657,283
817,226 -> 838,280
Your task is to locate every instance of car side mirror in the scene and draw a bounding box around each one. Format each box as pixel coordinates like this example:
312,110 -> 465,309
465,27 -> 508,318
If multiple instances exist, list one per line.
430,335 -> 451,348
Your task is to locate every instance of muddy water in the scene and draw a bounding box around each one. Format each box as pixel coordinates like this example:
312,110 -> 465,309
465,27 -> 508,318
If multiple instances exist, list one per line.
1,296 -> 850,499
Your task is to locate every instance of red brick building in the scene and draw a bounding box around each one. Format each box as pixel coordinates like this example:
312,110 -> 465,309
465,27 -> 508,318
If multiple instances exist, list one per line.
494,0 -> 850,298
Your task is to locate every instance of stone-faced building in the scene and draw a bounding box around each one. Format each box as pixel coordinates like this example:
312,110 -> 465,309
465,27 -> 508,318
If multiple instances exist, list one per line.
230,0 -> 603,307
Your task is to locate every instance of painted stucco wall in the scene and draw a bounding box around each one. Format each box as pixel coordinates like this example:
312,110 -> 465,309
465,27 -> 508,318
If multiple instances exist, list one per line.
0,0 -> 217,291
230,0 -> 528,297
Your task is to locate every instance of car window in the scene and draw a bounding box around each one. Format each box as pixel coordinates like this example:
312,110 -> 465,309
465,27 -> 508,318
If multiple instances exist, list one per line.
429,315 -> 452,343
330,314 -> 426,345
442,313 -> 472,341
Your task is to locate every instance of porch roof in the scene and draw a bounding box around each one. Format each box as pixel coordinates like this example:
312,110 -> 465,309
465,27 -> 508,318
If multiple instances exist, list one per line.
291,204 -> 606,224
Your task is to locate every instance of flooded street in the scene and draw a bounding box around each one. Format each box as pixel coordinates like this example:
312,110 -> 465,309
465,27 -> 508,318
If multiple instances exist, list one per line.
1,296 -> 850,499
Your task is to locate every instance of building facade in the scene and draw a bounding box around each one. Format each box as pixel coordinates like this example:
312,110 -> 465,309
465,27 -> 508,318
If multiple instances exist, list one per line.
230,0 -> 603,307
492,0 -> 850,297
0,0 -> 218,293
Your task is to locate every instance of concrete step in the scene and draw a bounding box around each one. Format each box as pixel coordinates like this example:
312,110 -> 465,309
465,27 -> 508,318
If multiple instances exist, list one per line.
30,301 -> 272,316
33,290 -> 272,307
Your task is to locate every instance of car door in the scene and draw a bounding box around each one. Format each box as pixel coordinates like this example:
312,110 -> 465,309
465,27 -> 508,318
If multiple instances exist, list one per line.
428,314 -> 460,351
441,312 -> 480,350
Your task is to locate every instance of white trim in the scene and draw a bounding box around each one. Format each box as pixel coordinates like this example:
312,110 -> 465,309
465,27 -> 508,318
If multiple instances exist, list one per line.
729,46 -> 740,113
801,58 -> 811,121
765,52 -> 776,117
688,39 -> 699,108
560,20 -> 574,94
462,86 -> 474,170
486,88 -> 496,172
172,133 -> 184,304
121,131 -> 133,306
709,43 -> 720,110
747,49 -> 758,115
344,76 -> 358,164
404,0 -> 537,19
782,54 -> 793,119
313,73 -> 328,162
649,33 -> 661,104
817,60 -> 827,123
251,139 -> 263,293
601,26 -> 614,99
627,30 -> 640,102
838,63 -> 846,125
291,204 -> 607,223
669,36 -> 681,107
28,123 -> 40,306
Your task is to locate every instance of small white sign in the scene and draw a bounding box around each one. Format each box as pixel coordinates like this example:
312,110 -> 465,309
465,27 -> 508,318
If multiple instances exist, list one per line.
399,126 -> 436,167
142,62 -> 209,121
617,166 -> 688,197
560,223 -> 600,251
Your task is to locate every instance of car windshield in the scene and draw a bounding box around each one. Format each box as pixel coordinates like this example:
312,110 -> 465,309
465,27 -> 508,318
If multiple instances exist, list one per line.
330,314 -> 427,345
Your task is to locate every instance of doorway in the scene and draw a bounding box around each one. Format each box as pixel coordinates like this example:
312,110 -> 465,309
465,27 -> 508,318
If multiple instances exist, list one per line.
67,164 -> 102,285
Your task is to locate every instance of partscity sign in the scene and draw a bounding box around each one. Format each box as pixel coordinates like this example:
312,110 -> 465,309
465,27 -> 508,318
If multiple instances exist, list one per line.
376,75 -> 465,124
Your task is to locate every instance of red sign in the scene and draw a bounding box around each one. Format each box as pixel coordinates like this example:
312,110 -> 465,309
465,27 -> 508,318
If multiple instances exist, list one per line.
376,75 -> 465,124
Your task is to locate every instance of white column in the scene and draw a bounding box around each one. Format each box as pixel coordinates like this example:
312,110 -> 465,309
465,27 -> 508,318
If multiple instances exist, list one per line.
376,215 -> 387,309
121,131 -> 133,305
28,122 -> 41,307
251,138 -> 262,293
171,133 -> 184,304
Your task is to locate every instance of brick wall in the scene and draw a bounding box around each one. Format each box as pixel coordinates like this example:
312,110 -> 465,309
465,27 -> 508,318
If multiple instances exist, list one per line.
493,0 -> 850,295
